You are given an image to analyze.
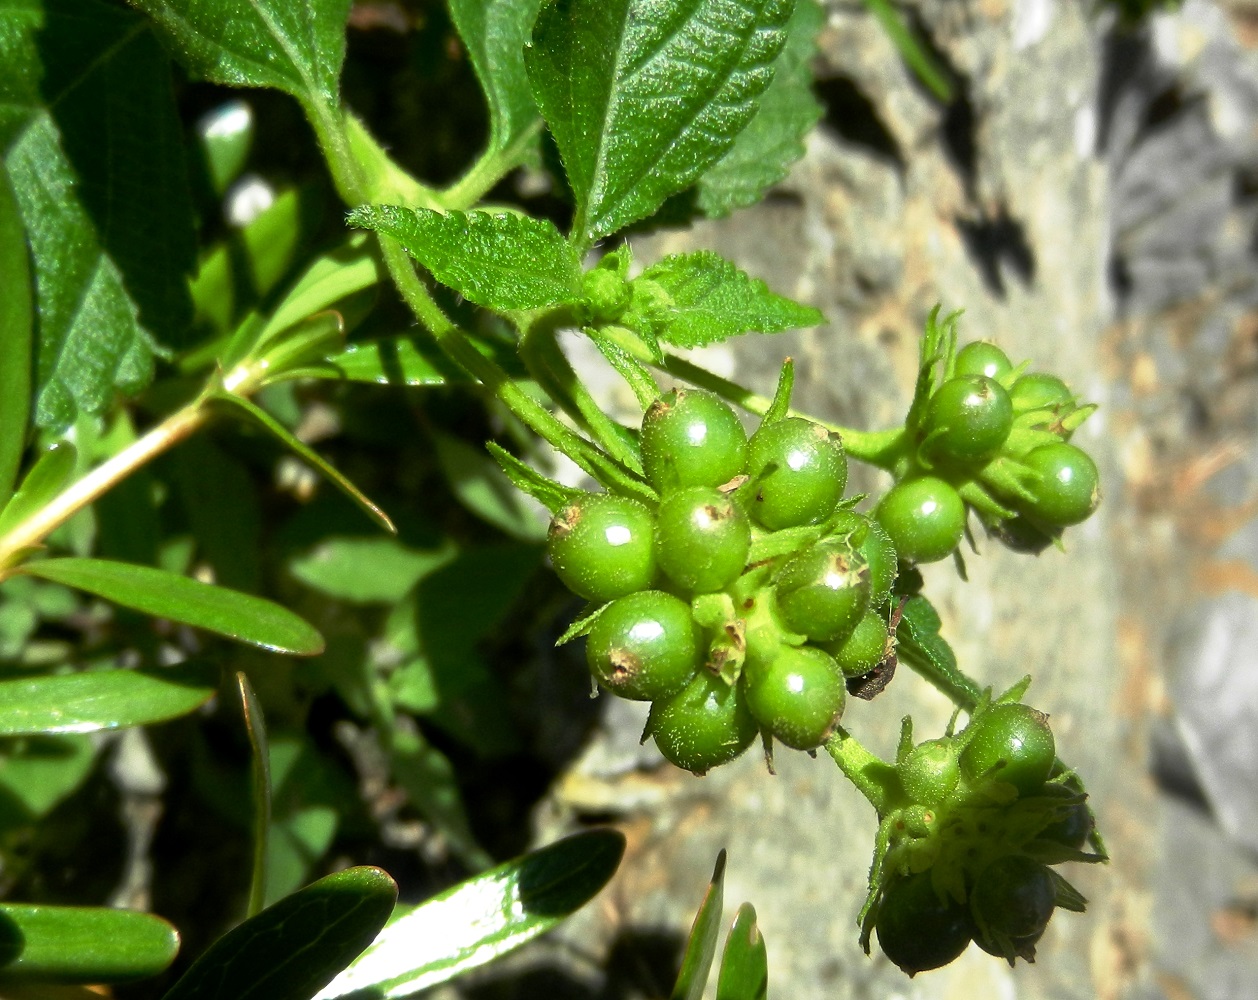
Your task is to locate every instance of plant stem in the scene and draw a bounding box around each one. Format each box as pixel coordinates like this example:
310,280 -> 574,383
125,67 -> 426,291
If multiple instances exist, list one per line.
0,401 -> 210,574
305,98 -> 368,207
442,121 -> 544,208
824,727 -> 900,817
658,353 -> 909,469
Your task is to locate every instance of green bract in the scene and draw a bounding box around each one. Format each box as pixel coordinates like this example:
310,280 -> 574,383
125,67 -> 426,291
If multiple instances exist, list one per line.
746,417 -> 847,530
1020,443 -> 1100,526
647,670 -> 758,775
953,341 -> 1012,381
640,388 -> 749,493
874,872 -> 971,975
654,487 -> 751,594
743,645 -> 845,751
923,375 -> 1013,464
547,494 -> 657,601
874,477 -> 966,565
774,538 -> 870,642
585,591 -> 699,701
959,703 -> 1055,797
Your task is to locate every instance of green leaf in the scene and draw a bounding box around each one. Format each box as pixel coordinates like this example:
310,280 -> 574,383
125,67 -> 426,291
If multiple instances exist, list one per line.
290,537 -> 453,604
209,391 -> 395,535
697,0 -> 823,216
255,236 -> 383,348
762,357 -> 794,424
316,336 -> 471,387
20,557 -> 325,655
861,0 -> 953,103
0,166 -> 31,506
0,441 -> 75,538
348,206 -> 581,311
526,0 -> 794,247
174,437 -> 262,592
432,432 -> 547,541
486,442 -> 580,515
237,672 -> 272,919
0,903 -> 178,984
716,903 -> 767,1000
0,662 -> 217,736
314,830 -> 625,999
0,733 -> 94,818
196,99 -> 254,195
637,251 -> 823,348
894,595 -> 981,711
128,0 -> 352,114
449,0 -> 544,162
671,850 -> 727,1000
160,866 -> 397,1000
585,326 -> 659,410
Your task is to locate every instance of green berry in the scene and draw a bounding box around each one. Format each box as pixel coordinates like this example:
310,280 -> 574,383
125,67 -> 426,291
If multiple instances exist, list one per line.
875,872 -> 972,975
875,477 -> 966,565
954,341 -> 1013,381
824,609 -> 890,677
743,645 -> 846,751
898,737 -> 961,806
774,538 -> 870,643
923,375 -> 1014,464
746,418 -> 847,530
959,703 -> 1056,797
1019,443 -> 1100,527
648,671 -> 757,775
654,487 -> 750,594
548,494 -> 657,601
641,389 -> 748,493
585,591 -> 699,701
1010,373 -> 1072,414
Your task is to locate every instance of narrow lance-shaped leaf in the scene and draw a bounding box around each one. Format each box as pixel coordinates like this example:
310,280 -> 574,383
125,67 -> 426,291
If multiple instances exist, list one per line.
160,867 -> 397,1000
670,850 -> 727,1000
127,0 -> 352,116
486,442 -> 581,515
449,0 -> 544,163
697,0 -> 824,217
715,903 -> 768,1000
0,661 -> 218,737
0,441 -> 75,537
20,557 -> 325,656
238,672 -> 273,919
316,336 -> 470,387
636,251 -> 823,348
209,391 -> 395,534
315,830 -> 626,999
0,903 -> 179,984
348,206 -> 581,311
526,0 -> 794,247
0,165 -> 31,505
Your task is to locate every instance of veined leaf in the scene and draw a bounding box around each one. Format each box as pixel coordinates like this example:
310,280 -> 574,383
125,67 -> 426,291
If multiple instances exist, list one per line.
0,440 -> 75,538
159,867 -> 397,1000
0,903 -> 178,984
449,0 -> 543,163
318,336 -> 470,387
526,0 -> 794,247
127,0 -> 352,115
0,165 -> 31,505
638,251 -> 823,347
315,830 -> 625,999
20,557 -> 325,655
0,661 -> 217,736
895,595 -> 980,711
671,850 -> 727,1000
255,236 -> 382,348
697,0 -> 823,217
715,903 -> 768,1000
348,206 -> 581,311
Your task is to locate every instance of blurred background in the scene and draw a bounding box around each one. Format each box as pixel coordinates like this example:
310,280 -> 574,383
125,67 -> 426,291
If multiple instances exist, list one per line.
4,1 -> 1258,998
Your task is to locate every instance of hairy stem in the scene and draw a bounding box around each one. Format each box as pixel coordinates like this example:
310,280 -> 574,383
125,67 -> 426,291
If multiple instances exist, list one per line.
824,726 -> 900,817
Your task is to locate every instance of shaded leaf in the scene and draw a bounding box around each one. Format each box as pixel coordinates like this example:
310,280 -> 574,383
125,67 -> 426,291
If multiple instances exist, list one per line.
128,0 -> 352,113
671,850 -> 727,1000
0,733 -> 95,818
895,595 -> 980,711
21,557 -> 324,655
348,206 -> 581,311
255,236 -> 382,348
449,0 -> 543,162
0,903 -> 178,984
315,830 -> 625,999
174,436 -> 262,592
237,672 -> 272,919
639,251 -> 822,347
290,537 -> 453,604
697,0 -> 822,217
0,441 -> 75,538
526,0 -> 794,246
0,165 -> 32,505
0,661 -> 217,736
432,431 -> 547,541
317,336 -> 470,387
160,866 -> 397,1000
715,903 -> 767,1000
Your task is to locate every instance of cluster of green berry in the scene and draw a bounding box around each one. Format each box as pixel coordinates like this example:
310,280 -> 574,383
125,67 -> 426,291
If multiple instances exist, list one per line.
546,388 -> 898,774
867,694 -> 1099,974
874,340 -> 1101,564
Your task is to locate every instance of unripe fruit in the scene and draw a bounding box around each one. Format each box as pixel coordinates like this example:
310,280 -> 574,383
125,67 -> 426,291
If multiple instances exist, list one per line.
1019,443 -> 1100,527
824,609 -> 890,677
743,645 -> 846,750
654,487 -> 750,594
774,538 -> 870,642
648,670 -> 757,774
548,494 -> 657,601
874,476 -> 966,565
746,418 -> 847,530
954,341 -> 1013,381
585,591 -> 698,701
959,702 -> 1055,797
923,375 -> 1014,464
641,389 -> 748,493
